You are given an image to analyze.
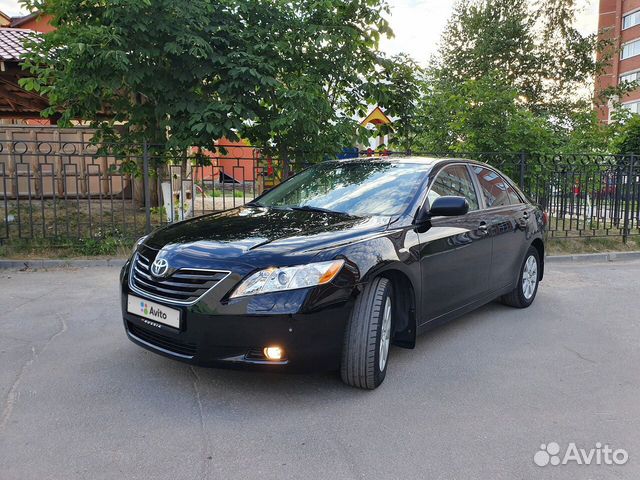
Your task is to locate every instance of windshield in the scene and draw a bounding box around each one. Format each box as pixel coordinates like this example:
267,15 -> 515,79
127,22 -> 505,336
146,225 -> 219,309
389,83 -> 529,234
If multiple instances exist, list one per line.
255,161 -> 429,217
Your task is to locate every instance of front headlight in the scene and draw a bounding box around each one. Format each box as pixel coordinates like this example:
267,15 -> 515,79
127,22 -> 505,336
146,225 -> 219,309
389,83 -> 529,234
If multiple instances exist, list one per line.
230,260 -> 345,298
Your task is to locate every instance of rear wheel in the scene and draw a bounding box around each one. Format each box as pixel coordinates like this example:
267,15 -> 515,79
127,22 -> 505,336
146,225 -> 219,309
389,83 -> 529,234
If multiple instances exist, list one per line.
501,246 -> 540,308
341,277 -> 393,389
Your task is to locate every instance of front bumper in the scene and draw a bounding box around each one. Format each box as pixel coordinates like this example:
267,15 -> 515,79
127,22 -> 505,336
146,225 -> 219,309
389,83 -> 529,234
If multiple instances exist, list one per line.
120,261 -> 355,372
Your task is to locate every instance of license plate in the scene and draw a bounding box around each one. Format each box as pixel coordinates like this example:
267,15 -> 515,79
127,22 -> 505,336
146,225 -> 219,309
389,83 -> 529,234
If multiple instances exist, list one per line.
127,294 -> 181,329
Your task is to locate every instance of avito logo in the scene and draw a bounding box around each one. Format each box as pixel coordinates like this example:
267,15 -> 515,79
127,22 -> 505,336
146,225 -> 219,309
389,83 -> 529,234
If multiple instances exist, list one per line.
139,301 -> 168,320
534,442 -> 629,467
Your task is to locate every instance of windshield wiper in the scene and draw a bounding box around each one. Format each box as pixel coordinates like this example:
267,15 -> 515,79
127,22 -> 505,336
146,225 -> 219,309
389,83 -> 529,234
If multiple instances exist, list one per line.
246,202 -> 294,211
249,203 -> 358,217
290,205 -> 354,216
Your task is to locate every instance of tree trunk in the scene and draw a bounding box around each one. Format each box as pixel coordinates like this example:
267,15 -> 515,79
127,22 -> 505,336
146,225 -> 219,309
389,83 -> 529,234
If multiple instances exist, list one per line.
181,155 -> 188,180
132,158 -> 160,208
279,146 -> 290,181
133,162 -> 145,208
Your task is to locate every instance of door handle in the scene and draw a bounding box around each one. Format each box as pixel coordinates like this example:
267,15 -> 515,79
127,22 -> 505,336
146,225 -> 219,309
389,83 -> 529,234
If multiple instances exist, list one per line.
517,211 -> 529,230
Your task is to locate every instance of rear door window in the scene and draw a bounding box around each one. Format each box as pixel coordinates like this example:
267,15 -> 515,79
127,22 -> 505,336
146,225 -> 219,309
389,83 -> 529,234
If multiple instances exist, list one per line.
471,166 -> 521,208
504,183 -> 523,205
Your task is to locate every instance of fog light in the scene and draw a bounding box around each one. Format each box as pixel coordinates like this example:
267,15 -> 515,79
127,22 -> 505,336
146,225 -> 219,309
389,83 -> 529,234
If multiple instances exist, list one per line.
263,346 -> 284,361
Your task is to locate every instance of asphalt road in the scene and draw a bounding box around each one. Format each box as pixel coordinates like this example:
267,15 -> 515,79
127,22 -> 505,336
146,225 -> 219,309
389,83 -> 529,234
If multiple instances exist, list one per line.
1,260 -> 639,480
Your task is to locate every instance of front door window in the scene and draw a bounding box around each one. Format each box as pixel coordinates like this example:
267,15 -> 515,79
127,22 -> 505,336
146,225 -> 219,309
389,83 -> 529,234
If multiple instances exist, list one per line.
428,165 -> 480,211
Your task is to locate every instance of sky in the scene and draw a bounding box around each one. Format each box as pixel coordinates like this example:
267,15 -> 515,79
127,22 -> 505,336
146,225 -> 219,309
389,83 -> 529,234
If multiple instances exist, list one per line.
0,0 -> 22,17
0,0 -> 599,65
380,0 -> 600,64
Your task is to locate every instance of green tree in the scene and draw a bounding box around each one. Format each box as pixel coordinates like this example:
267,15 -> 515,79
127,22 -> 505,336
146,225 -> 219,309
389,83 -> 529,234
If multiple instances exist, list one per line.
434,0 -> 599,116
19,0 -> 392,174
368,53 -> 425,152
434,0 -> 541,108
19,0 -> 277,151
560,108 -> 613,153
610,112 -> 640,154
416,72 -> 557,153
239,0 -> 392,176
413,0 -> 608,155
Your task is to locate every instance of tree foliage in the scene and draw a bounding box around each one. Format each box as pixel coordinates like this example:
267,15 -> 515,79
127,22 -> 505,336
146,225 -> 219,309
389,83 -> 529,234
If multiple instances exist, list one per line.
238,0 -> 392,169
413,0 -> 611,154
20,0 -> 270,151
609,111 -> 640,154
434,0 -> 599,116
368,53 -> 425,152
415,72 -> 558,153
19,0 -> 392,165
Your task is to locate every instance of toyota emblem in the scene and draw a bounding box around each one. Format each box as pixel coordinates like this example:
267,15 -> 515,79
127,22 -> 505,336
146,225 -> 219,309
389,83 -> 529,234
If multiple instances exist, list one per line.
150,258 -> 169,278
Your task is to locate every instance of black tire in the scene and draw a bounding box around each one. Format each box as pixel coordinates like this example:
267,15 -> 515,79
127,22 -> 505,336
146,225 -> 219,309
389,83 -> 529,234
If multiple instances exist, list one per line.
340,277 -> 393,389
501,246 -> 540,308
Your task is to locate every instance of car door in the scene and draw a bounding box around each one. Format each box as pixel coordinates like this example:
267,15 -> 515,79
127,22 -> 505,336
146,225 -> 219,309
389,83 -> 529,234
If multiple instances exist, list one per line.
469,165 -> 529,293
417,163 -> 492,323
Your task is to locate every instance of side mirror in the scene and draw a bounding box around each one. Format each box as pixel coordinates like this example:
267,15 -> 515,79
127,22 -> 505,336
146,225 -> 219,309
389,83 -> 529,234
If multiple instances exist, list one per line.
430,196 -> 469,217
416,196 -> 469,224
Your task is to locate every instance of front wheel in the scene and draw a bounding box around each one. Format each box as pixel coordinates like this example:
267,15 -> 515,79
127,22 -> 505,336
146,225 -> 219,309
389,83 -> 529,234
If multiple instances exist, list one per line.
501,246 -> 540,308
341,277 -> 393,389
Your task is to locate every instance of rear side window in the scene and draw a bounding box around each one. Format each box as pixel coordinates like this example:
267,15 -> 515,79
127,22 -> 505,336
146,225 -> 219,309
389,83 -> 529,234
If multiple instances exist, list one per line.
505,185 -> 522,205
471,166 -> 521,208
428,164 -> 480,211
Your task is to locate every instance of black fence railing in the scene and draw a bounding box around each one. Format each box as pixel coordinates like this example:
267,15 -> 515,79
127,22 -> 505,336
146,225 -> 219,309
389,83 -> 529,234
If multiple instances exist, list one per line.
389,151 -> 640,241
0,141 -> 289,243
1,142 -> 639,244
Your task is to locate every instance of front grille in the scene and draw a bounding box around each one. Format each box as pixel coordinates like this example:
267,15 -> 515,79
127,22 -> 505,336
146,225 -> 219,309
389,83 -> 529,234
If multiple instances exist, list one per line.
128,321 -> 197,357
130,252 -> 229,304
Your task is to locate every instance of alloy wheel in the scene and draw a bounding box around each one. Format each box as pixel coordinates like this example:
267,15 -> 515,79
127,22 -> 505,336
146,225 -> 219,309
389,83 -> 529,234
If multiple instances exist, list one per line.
379,297 -> 392,371
522,255 -> 538,300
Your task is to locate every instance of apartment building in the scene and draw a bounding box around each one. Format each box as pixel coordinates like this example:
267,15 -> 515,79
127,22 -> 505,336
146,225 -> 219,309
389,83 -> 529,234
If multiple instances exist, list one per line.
596,0 -> 640,120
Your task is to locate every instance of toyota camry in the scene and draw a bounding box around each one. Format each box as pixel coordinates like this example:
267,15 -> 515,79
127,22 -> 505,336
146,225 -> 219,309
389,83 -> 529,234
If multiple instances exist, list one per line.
121,157 -> 546,389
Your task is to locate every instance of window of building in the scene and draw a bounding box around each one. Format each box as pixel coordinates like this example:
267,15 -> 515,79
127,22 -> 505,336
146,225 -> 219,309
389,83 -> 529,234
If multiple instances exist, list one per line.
428,165 -> 480,211
621,39 -> 640,59
623,10 -> 640,30
620,71 -> 640,84
622,101 -> 640,114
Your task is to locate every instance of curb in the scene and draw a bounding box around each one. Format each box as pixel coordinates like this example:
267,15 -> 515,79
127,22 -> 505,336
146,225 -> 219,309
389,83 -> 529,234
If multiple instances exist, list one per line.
545,251 -> 640,264
1,251 -> 640,270
0,258 -> 127,270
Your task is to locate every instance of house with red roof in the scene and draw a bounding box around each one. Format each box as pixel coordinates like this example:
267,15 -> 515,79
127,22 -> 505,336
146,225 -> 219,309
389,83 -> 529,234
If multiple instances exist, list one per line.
0,10 -> 53,124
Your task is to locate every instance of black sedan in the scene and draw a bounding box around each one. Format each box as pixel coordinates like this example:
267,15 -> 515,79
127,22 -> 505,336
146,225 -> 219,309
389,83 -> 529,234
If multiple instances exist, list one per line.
121,157 -> 546,389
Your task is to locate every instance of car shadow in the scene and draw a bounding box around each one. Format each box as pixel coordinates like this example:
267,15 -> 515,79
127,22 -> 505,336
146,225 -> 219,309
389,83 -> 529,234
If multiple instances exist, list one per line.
126,299 -> 516,407
390,299 -> 508,360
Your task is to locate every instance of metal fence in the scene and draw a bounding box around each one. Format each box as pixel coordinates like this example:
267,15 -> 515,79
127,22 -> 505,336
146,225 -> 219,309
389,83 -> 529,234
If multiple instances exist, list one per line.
438,151 -> 639,241
401,151 -> 640,241
0,140 -> 287,244
1,142 -> 639,244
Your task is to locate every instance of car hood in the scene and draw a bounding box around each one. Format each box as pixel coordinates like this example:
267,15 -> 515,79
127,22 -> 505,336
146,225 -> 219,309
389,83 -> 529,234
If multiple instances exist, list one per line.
143,206 -> 390,267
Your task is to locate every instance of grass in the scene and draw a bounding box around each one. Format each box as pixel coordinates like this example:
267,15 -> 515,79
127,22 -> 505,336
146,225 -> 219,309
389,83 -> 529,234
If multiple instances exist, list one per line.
3,233 -> 639,260
546,236 -> 640,255
206,188 -> 252,198
2,198 -> 162,240
0,235 -> 135,259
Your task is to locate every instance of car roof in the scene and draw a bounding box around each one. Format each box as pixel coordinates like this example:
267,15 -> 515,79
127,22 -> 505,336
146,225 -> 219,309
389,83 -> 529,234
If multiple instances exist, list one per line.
323,155 -> 529,202
333,156 -> 483,167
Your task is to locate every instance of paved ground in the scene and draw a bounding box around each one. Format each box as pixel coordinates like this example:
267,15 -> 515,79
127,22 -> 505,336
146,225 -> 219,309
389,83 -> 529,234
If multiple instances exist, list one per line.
1,260 -> 639,480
